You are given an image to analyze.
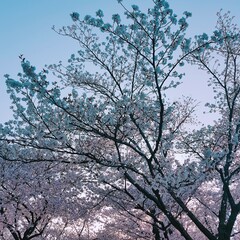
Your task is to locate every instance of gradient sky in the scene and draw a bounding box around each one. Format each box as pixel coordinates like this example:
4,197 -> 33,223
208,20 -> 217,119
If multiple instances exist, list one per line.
0,0 -> 240,123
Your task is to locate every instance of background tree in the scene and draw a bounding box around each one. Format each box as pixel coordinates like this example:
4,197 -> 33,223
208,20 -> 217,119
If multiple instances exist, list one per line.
0,139 -> 156,239
0,141 -> 112,240
182,11 -> 240,240
1,0 -> 240,239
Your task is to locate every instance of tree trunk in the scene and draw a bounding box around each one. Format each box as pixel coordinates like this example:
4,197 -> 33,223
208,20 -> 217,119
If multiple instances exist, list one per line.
218,226 -> 231,240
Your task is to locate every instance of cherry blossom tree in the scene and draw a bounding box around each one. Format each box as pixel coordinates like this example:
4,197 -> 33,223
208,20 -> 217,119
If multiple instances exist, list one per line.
0,141 -> 113,239
0,139 -> 155,239
182,11 -> 240,240
2,0 -> 240,239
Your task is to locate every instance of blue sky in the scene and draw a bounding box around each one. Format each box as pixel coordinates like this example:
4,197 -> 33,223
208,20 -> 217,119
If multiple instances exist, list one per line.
0,0 -> 240,123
